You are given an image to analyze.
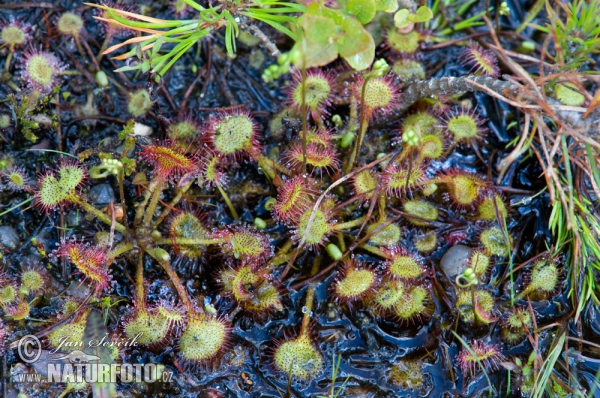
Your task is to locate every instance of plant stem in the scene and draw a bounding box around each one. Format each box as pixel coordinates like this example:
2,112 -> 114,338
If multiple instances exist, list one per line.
134,179 -> 157,226
4,48 -> 13,72
161,259 -> 195,314
359,243 -> 390,259
333,216 -> 366,231
346,76 -> 371,174
143,178 -> 164,225
300,256 -> 320,335
216,182 -> 239,220
111,241 -> 134,257
152,181 -> 193,229
135,256 -> 145,307
155,237 -> 225,245
70,195 -> 127,233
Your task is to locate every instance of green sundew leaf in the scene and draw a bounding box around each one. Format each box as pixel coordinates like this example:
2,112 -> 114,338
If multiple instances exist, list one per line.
299,12 -> 337,44
408,6 -> 433,22
346,0 -> 377,24
375,0 -> 398,13
394,9 -> 411,28
337,17 -> 374,58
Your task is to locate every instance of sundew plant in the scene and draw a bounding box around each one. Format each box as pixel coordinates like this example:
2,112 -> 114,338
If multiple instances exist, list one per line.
1,0 -> 600,397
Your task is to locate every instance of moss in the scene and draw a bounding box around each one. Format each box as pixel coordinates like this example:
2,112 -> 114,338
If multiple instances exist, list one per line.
389,360 -> 424,388
127,89 -> 152,117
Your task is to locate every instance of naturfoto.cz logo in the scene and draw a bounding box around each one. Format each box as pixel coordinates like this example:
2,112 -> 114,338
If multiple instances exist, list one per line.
15,335 -> 173,384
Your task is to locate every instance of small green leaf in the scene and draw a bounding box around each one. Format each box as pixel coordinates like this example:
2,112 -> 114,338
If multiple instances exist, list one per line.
114,64 -> 142,73
408,5 -> 433,22
337,17 -> 374,58
346,0 -> 377,24
151,36 -> 164,57
299,12 -> 337,44
394,9 -> 411,28
375,0 -> 398,13
141,60 -> 150,73
343,43 -> 374,70
295,39 -> 338,68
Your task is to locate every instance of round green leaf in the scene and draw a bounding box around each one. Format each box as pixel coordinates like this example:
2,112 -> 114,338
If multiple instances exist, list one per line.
343,44 -> 374,70
346,0 -> 377,24
338,17 -> 374,57
408,6 -> 433,23
299,13 -> 337,44
394,9 -> 411,28
376,0 -> 398,13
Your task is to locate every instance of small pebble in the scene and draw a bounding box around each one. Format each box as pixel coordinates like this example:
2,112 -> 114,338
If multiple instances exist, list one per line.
89,183 -> 115,206
0,226 -> 20,251
440,244 -> 473,280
